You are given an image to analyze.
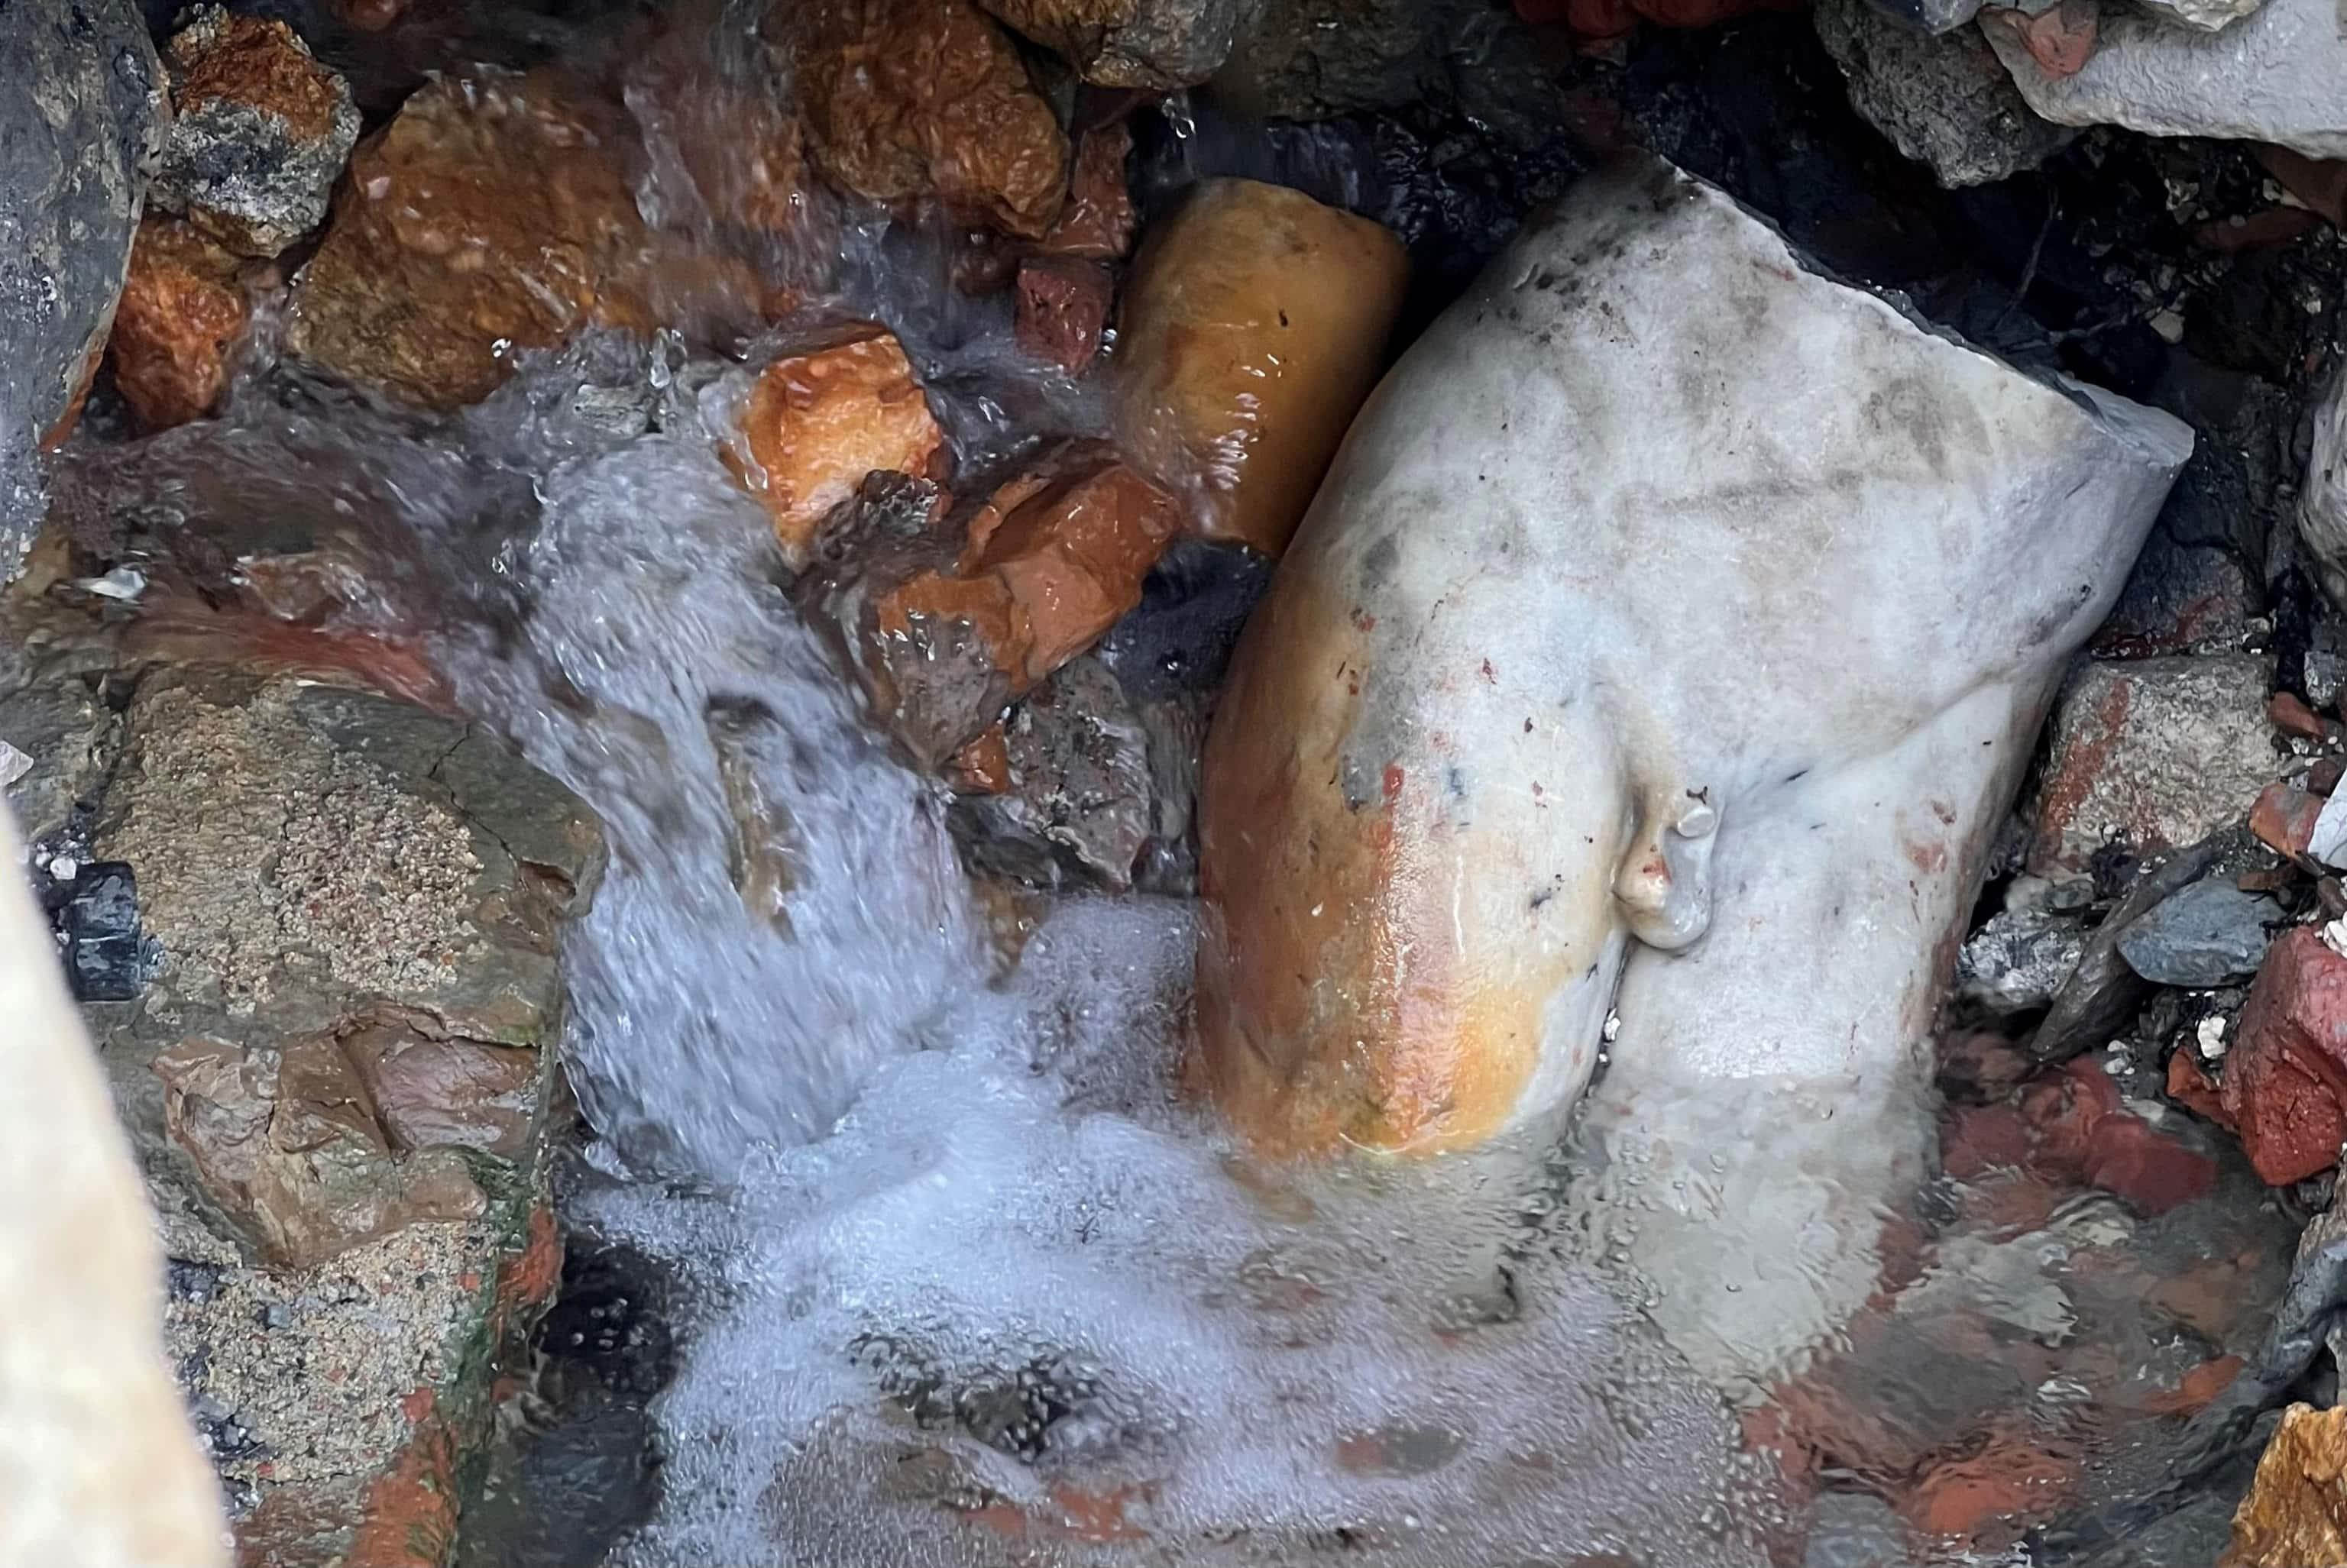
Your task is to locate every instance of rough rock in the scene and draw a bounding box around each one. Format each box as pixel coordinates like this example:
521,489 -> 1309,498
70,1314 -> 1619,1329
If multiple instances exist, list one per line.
2252,781 -> 2324,859
2116,876 -> 2280,985
2093,532 -> 2254,656
802,451 -> 1183,765
1217,0 -> 1430,120
1815,0 -> 2075,188
951,657 -> 1154,887
2027,654 -> 2277,875
1981,0 -> 2101,79
1093,536 -> 1277,704
86,670 -> 603,1269
2222,1402 -> 2347,1566
106,217 -> 252,432
2214,926 -> 2347,1184
0,0 -> 167,555
723,328 -> 947,564
151,8 -> 360,259
1957,906 -> 2087,1012
1116,179 -> 1407,558
0,644 -> 118,848
2130,0 -> 2266,34
285,72 -> 652,409
2017,1057 -> 2217,1214
786,0 -> 1072,239
1982,0 -> 2347,162
0,808 -> 228,1568
974,0 -> 1259,87
1039,124 -> 1138,261
2301,369 -> 2347,615
2031,837 -> 2227,1064
1015,256 -> 1113,376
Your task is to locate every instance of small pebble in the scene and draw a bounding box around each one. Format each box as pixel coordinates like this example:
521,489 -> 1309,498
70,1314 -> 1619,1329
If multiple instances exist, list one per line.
2197,1014 -> 2229,1059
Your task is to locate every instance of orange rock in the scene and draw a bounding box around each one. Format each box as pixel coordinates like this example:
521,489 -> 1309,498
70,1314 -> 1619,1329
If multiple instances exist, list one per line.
1040,123 -> 1138,260
2223,1403 -> 2347,1567
1015,256 -> 1112,376
2271,690 -> 2329,742
286,72 -> 652,409
950,724 -> 1013,793
727,329 -> 947,561
808,451 -> 1180,764
1116,179 -> 1407,557
106,217 -> 251,431
2144,1354 -> 2243,1416
786,0 -> 1072,238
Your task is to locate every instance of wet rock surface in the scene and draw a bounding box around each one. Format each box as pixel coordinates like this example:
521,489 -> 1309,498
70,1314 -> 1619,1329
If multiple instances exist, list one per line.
151,7 -> 361,259
107,218 -> 255,432
976,0 -> 1259,86
18,657 -> 605,1560
0,0 -> 165,553
1813,0 -> 2073,188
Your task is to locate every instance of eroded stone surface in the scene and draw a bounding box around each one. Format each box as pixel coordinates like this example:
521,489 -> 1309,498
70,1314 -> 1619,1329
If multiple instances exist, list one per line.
151,7 -> 360,259
1116,179 -> 1407,558
285,72 -> 652,409
951,657 -> 1154,887
785,0 -> 1073,238
86,671 -> 601,1269
1983,0 -> 2347,161
2028,655 -> 2276,875
724,328 -> 947,564
107,217 -> 253,432
2224,1402 -> 2347,1566
976,0 -> 1259,86
1815,0 -> 2074,188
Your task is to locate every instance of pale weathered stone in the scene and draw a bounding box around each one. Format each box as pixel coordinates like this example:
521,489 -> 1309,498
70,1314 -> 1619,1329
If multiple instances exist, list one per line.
1117,179 -> 1407,558
1196,157 -> 2188,1390
0,807 -> 228,1568
1983,0 -> 2347,161
2301,367 -> 2347,614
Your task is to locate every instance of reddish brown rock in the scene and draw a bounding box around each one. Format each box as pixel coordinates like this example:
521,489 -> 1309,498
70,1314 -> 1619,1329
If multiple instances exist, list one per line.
285,73 -> 653,409
805,451 -> 1181,764
2254,782 -> 2326,860
2217,926 -> 2347,1185
785,0 -> 1072,238
2012,1059 -> 2214,1214
2271,690 -> 2329,742
1039,124 -> 1138,260
1983,0 -> 2100,80
949,724 -> 1013,793
153,8 -> 360,258
2167,1049 -> 2232,1125
1015,256 -> 1113,376
2258,145 -> 2347,227
1901,1432 -> 2079,1545
1115,179 -> 1408,557
2222,1403 -> 2347,1567
726,329 -> 947,562
106,218 -> 252,431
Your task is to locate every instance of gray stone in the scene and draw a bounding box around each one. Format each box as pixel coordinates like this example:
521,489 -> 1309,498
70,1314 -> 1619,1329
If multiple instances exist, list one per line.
1957,905 -> 2088,1012
2132,0 -> 2267,32
976,0 -> 1261,86
83,668 -> 603,1268
1982,0 -> 2347,162
2300,367 -> 2347,615
150,8 -> 360,259
2027,653 -> 2277,875
1818,0 -> 2074,188
952,658 -> 1153,890
2093,529 -> 2254,656
0,0 -> 167,561
2116,875 -> 2279,985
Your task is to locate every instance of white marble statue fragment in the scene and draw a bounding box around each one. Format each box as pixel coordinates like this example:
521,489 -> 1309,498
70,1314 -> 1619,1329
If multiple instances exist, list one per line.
1196,154 -> 2193,1389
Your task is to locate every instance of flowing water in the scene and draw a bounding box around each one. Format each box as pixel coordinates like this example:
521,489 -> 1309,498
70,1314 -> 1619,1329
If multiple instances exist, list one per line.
45,8 -> 2308,1564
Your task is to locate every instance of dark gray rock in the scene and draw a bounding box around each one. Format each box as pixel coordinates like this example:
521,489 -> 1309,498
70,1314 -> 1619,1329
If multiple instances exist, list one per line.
1814,0 -> 2073,188
952,658 -> 1153,889
977,0 -> 1261,87
2117,876 -> 2280,986
0,0 -> 167,563
1957,904 -> 2088,1012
